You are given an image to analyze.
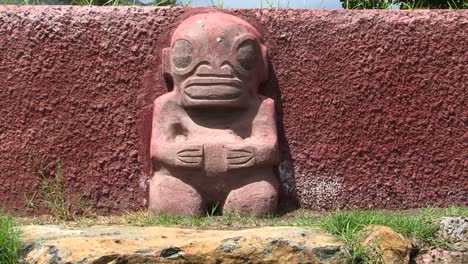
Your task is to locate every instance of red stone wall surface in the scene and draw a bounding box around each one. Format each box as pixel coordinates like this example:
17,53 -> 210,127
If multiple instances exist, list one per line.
0,6 -> 466,214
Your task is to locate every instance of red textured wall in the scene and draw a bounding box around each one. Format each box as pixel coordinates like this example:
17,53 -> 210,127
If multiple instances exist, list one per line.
0,6 -> 466,214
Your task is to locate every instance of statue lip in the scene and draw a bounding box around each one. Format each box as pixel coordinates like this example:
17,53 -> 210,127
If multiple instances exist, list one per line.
183,77 -> 243,100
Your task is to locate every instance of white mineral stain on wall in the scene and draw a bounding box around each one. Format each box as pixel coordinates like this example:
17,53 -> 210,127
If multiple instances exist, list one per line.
294,168 -> 343,210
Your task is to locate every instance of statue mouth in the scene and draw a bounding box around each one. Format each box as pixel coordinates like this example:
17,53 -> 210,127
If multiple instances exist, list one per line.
184,77 -> 243,100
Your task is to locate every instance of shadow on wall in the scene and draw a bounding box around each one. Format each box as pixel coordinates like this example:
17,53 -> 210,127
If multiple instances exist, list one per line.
261,60 -> 299,212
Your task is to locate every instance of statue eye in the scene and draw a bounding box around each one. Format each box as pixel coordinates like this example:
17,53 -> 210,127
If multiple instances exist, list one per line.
236,39 -> 258,71
172,39 -> 193,69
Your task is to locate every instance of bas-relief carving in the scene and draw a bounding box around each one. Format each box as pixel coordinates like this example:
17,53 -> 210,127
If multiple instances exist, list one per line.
149,13 -> 279,216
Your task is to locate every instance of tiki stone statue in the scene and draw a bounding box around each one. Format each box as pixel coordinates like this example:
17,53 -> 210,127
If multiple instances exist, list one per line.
149,13 -> 279,216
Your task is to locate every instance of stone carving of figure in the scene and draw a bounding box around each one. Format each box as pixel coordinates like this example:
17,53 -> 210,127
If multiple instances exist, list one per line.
149,12 -> 279,216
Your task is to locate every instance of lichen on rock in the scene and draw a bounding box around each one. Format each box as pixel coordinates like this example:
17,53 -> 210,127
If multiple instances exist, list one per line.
358,225 -> 412,264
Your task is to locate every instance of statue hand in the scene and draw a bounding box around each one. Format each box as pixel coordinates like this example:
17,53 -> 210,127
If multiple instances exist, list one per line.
226,146 -> 255,170
176,144 -> 204,168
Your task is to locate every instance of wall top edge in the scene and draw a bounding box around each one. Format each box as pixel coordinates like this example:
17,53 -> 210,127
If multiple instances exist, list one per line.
0,5 -> 467,14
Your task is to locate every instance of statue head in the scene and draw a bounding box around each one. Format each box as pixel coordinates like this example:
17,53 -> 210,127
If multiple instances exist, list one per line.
162,13 -> 268,109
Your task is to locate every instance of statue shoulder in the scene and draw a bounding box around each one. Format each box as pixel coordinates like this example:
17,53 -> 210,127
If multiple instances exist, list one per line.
153,92 -> 180,112
257,96 -> 275,113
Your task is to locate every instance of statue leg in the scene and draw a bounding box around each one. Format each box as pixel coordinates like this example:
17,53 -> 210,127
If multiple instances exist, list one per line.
149,172 -> 205,216
223,171 -> 279,216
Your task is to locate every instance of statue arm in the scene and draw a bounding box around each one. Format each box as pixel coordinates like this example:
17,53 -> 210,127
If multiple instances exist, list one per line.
150,94 -> 203,169
247,98 -> 279,166
226,98 -> 279,170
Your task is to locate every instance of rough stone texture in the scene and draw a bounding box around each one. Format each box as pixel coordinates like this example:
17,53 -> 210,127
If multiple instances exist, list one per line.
0,6 -> 467,213
439,217 -> 467,242
359,225 -> 412,264
19,225 -> 344,263
415,248 -> 468,264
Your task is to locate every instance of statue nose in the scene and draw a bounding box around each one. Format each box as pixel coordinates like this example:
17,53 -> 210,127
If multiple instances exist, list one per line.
196,63 -> 234,77
219,64 -> 234,76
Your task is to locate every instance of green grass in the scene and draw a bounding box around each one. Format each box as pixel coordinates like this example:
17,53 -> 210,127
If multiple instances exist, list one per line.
318,210 -> 435,243
419,206 -> 468,220
19,206 -> 467,233
210,0 -> 224,8
261,0 -> 291,8
120,208 -> 325,229
0,212 -> 20,264
29,157 -> 71,220
40,162 -> 71,220
123,211 -> 282,228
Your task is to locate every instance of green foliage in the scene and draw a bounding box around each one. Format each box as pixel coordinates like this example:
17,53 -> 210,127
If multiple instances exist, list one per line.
38,162 -> 71,220
29,154 -> 71,220
396,0 -> 466,9
0,212 -> 20,264
261,0 -> 291,8
121,211 -> 282,228
341,0 -> 466,9
176,0 -> 191,6
418,206 -> 468,220
125,212 -> 207,227
22,0 -> 43,4
27,152 -> 97,220
26,206 -> 466,233
210,0 -> 224,8
153,0 -> 176,6
341,0 -> 392,9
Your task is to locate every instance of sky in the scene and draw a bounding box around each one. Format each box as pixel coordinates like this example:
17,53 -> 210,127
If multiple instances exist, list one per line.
183,0 -> 344,9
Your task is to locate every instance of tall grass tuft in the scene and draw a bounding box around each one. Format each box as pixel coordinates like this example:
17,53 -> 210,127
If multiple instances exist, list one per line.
0,212 -> 20,264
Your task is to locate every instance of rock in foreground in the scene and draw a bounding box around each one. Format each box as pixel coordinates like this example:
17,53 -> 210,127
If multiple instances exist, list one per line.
439,217 -> 467,243
358,225 -> 412,264
20,225 -> 345,264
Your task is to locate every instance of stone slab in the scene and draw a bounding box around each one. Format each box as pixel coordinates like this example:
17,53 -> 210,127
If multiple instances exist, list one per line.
19,225 -> 344,263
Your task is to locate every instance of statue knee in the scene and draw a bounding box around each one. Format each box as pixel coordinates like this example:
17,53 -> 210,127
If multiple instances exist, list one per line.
149,174 -> 205,216
223,179 -> 279,216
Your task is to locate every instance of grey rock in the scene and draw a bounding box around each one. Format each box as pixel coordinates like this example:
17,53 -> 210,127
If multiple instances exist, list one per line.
160,246 -> 185,259
440,217 -> 467,242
